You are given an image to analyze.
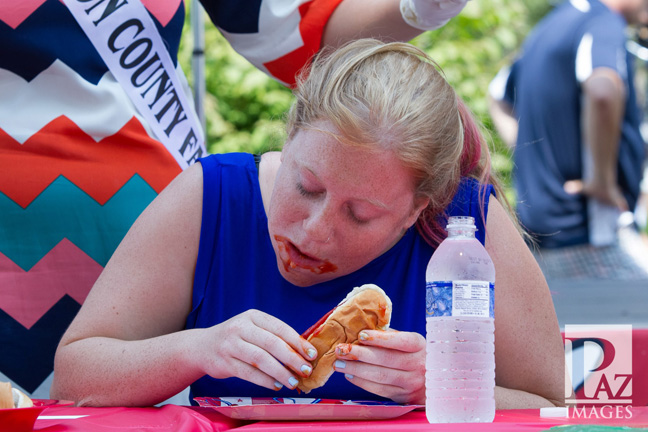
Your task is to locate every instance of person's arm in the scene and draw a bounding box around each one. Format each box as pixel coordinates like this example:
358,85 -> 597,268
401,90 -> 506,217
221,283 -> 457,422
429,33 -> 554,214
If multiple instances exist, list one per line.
487,95 -> 518,150
51,164 -> 205,405
486,198 -> 565,408
577,67 -> 629,211
322,0 -> 469,47
51,163 -> 317,406
201,0 -> 468,86
487,65 -> 518,149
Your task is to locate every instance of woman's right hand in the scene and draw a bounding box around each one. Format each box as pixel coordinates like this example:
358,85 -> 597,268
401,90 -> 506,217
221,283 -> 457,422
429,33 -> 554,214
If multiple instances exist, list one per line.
198,310 -> 318,390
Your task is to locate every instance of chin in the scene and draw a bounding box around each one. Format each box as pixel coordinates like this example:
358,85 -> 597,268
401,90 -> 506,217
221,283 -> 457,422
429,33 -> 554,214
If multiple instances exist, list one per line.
276,262 -> 340,287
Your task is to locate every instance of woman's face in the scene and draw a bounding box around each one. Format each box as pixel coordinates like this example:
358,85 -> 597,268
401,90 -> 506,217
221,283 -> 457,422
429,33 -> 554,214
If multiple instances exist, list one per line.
267,121 -> 428,287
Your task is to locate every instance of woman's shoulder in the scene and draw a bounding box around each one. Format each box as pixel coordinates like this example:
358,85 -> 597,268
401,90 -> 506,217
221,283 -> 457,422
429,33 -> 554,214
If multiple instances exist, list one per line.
259,152 -> 282,213
259,152 -> 282,177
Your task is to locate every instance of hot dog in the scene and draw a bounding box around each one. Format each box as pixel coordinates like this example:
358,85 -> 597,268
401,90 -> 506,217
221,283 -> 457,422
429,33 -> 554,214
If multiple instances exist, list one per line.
298,284 -> 392,393
0,381 -> 33,408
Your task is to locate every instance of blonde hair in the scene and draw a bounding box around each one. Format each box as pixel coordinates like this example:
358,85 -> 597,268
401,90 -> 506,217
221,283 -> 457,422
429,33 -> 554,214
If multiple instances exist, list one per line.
287,39 -> 513,247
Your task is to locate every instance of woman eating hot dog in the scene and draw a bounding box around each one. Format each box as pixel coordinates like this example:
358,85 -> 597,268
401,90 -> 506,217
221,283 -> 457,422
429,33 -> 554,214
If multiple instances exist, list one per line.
52,39 -> 564,409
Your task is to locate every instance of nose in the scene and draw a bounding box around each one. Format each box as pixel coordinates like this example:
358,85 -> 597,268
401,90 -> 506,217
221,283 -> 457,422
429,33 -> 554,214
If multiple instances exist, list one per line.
302,201 -> 334,244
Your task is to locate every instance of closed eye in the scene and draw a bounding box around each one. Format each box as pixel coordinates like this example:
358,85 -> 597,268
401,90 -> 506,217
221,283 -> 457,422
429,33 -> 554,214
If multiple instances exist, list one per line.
296,182 -> 320,197
347,205 -> 370,225
298,182 -> 372,224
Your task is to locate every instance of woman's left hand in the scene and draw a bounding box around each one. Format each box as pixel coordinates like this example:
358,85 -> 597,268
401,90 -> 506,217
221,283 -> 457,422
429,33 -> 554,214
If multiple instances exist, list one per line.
333,329 -> 426,405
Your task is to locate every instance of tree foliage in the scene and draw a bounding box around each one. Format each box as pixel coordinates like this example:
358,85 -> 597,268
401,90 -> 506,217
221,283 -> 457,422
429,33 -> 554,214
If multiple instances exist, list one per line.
178,0 -> 552,187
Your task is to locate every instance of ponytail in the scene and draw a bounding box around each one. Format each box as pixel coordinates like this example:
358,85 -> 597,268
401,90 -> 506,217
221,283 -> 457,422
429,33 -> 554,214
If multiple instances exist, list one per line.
415,98 -> 493,248
457,98 -> 485,178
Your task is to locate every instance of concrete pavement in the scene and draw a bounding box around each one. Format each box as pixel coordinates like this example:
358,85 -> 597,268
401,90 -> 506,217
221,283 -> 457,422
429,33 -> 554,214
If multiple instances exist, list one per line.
549,278 -> 648,329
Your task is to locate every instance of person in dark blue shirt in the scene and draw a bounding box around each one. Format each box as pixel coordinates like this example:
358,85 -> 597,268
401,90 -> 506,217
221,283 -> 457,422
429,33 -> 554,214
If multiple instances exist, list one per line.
489,0 -> 648,278
51,39 -> 563,409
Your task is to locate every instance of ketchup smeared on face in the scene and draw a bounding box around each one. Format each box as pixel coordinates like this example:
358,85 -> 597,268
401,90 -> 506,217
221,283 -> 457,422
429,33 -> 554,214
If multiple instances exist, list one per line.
274,235 -> 338,274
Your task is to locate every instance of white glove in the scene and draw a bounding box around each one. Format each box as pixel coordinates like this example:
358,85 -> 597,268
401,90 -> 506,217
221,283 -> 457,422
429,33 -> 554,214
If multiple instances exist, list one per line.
400,0 -> 470,31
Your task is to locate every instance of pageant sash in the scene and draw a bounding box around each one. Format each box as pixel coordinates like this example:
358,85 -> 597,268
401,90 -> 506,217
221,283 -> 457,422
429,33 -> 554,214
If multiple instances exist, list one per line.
63,0 -> 206,169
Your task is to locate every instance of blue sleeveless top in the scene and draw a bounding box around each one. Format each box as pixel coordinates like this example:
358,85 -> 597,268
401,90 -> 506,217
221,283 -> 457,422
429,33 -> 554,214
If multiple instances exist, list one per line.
186,153 -> 493,401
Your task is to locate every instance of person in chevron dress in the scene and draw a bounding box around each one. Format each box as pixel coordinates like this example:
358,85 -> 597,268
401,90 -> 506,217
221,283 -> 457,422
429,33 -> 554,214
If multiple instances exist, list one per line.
0,0 -> 470,401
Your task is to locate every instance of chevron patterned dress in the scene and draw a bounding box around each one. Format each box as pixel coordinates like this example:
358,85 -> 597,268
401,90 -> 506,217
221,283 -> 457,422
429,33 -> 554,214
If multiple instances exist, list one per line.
0,0 -> 342,397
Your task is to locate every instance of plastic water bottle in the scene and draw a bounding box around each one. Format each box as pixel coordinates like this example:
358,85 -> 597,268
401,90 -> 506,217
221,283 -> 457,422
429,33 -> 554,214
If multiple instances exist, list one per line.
425,216 -> 495,423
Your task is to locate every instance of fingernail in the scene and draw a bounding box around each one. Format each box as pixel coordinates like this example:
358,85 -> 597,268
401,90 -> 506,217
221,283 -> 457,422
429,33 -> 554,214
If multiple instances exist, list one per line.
274,381 -> 283,389
334,360 -> 346,369
307,348 -> 317,359
288,376 -> 299,388
359,331 -> 369,341
301,364 -> 312,376
345,374 -> 354,380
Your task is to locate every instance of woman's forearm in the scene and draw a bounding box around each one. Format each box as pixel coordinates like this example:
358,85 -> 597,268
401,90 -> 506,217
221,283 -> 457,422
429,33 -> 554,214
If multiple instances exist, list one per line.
51,329 -> 206,407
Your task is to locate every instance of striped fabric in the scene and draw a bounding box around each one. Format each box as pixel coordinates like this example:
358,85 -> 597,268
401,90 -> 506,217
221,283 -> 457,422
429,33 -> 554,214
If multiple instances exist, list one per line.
0,0 -> 341,396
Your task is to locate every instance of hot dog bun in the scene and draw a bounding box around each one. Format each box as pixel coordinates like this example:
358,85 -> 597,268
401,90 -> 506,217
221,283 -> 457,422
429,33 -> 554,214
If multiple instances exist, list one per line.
298,284 -> 392,393
0,382 -> 12,409
0,381 -> 33,408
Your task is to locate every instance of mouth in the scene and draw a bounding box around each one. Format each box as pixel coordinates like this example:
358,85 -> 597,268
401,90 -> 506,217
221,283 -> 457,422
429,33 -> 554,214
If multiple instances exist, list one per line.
274,235 -> 338,274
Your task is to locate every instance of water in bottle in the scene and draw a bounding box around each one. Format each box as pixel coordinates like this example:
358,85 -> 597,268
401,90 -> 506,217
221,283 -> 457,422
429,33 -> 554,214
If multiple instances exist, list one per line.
425,215 -> 495,423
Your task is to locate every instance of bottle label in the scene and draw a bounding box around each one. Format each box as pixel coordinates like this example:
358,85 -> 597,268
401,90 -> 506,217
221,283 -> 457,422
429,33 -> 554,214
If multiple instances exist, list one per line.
426,280 -> 494,318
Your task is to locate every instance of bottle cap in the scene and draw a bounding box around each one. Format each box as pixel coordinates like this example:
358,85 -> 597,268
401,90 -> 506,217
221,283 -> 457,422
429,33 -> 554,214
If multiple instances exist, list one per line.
539,407 -> 569,418
446,216 -> 476,229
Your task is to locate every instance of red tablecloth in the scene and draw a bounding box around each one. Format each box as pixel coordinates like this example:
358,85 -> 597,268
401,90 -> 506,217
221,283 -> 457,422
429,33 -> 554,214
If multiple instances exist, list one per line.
32,406 -> 648,432
34,405 -> 241,432
231,408 -> 648,431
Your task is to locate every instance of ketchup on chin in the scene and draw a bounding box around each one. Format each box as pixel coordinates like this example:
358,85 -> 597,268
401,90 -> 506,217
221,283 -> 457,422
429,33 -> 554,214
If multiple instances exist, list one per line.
274,235 -> 338,274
